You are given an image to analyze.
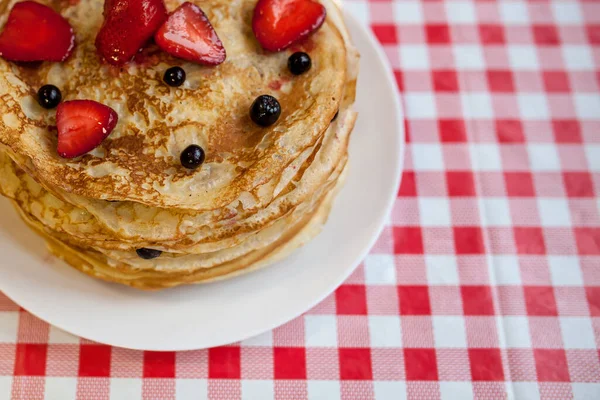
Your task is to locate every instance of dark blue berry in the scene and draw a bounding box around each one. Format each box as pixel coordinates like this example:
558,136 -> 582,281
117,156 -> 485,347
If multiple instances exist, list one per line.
136,248 -> 162,260
250,95 -> 281,127
37,85 -> 61,109
163,66 -> 186,87
288,52 -> 312,75
180,145 -> 206,169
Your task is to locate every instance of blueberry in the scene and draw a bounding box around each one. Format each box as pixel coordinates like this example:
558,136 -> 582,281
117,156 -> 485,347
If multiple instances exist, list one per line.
180,144 -> 206,169
250,95 -> 281,127
163,66 -> 186,87
288,52 -> 312,75
37,85 -> 61,109
136,248 -> 162,260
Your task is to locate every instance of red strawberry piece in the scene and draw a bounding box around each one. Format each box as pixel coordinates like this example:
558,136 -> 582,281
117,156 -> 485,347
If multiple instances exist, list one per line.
0,1 -> 75,62
96,0 -> 167,66
56,100 -> 118,159
154,2 -> 226,65
252,0 -> 326,52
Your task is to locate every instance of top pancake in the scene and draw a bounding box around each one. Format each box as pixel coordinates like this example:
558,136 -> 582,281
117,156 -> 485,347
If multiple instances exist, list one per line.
0,0 -> 347,210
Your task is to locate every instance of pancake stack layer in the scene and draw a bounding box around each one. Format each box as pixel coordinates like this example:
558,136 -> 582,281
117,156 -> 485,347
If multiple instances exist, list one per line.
0,0 -> 359,289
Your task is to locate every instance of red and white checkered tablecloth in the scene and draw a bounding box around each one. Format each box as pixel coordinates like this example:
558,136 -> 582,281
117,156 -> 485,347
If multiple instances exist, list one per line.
1,0 -> 600,398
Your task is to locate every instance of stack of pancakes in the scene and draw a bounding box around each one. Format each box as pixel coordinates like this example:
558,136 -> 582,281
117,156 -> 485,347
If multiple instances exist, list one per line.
0,0 -> 358,289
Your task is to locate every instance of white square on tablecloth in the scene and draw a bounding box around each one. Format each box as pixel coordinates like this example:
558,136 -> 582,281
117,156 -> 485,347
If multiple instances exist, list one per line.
499,2 -> 530,24
440,381 -> 474,400
374,381 -> 407,400
453,45 -> 486,70
400,45 -> 430,70
242,380 -> 274,400
368,316 -> 402,348
241,330 -> 273,347
426,255 -> 459,285
549,256 -> 584,286
461,93 -> 494,118
0,377 -> 12,400
470,144 -> 503,171
562,46 -> 595,71
48,326 -> 80,344
176,379 -> 208,400
404,93 -> 437,119
411,144 -> 445,171
364,255 -> 397,285
432,316 -> 467,348
0,312 -> 18,343
508,46 -> 540,70
560,317 -> 596,349
585,145 -> 600,172
445,1 -> 476,24
551,2 -> 583,24
110,378 -> 142,400
572,383 -> 600,400
502,316 -> 532,348
419,198 -> 451,226
393,1 -> 423,24
344,1 -> 370,26
308,381 -> 341,400
304,315 -> 338,347
538,199 -> 572,227
492,256 -> 522,285
527,144 -> 561,171
574,94 -> 600,120
518,94 -> 550,120
480,198 -> 512,227
513,382 -> 541,400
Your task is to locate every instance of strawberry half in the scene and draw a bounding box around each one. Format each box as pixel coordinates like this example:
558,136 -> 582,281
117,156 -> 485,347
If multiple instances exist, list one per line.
56,100 -> 118,159
252,0 -> 326,52
96,0 -> 167,66
154,2 -> 226,65
0,1 -> 75,62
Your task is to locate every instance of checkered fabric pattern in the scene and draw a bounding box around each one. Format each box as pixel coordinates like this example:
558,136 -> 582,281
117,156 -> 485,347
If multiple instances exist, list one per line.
1,0 -> 599,398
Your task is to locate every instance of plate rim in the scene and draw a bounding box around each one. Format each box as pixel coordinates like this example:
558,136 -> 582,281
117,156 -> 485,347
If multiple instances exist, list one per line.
0,11 -> 405,351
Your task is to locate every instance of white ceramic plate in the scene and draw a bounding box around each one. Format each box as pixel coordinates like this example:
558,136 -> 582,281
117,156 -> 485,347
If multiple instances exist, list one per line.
0,12 -> 404,351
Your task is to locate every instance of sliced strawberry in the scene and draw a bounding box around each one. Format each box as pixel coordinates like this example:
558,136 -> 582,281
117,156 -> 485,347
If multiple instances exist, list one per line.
154,2 -> 226,65
252,0 -> 326,52
56,100 -> 118,159
96,0 -> 167,66
0,1 -> 75,62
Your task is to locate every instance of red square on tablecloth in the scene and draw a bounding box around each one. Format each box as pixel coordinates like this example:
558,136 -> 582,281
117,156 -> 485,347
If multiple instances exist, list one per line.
574,228 -> 600,255
339,348 -> 372,380
487,70 -> 514,92
432,70 -> 459,92
398,286 -> 431,315
209,347 -> 241,379
534,349 -> 570,382
336,285 -> 368,315
469,349 -> 505,381
496,120 -> 525,143
394,70 -> 404,91
586,287 -> 600,316
274,348 -> 306,380
514,228 -> 547,255
454,227 -> 485,254
479,25 -> 505,44
393,227 -> 424,254
404,349 -> 438,381
371,25 -> 398,45
587,25 -> 600,44
447,172 -> 476,197
543,72 -> 570,93
426,24 -> 451,44
439,120 -> 467,142
552,120 -> 582,143
13,344 -> 47,376
505,172 -> 535,197
524,286 -> 558,316
462,286 -> 495,315
144,351 -> 175,378
533,25 -> 560,45
78,345 -> 111,377
399,171 -> 417,197
563,173 -> 595,198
